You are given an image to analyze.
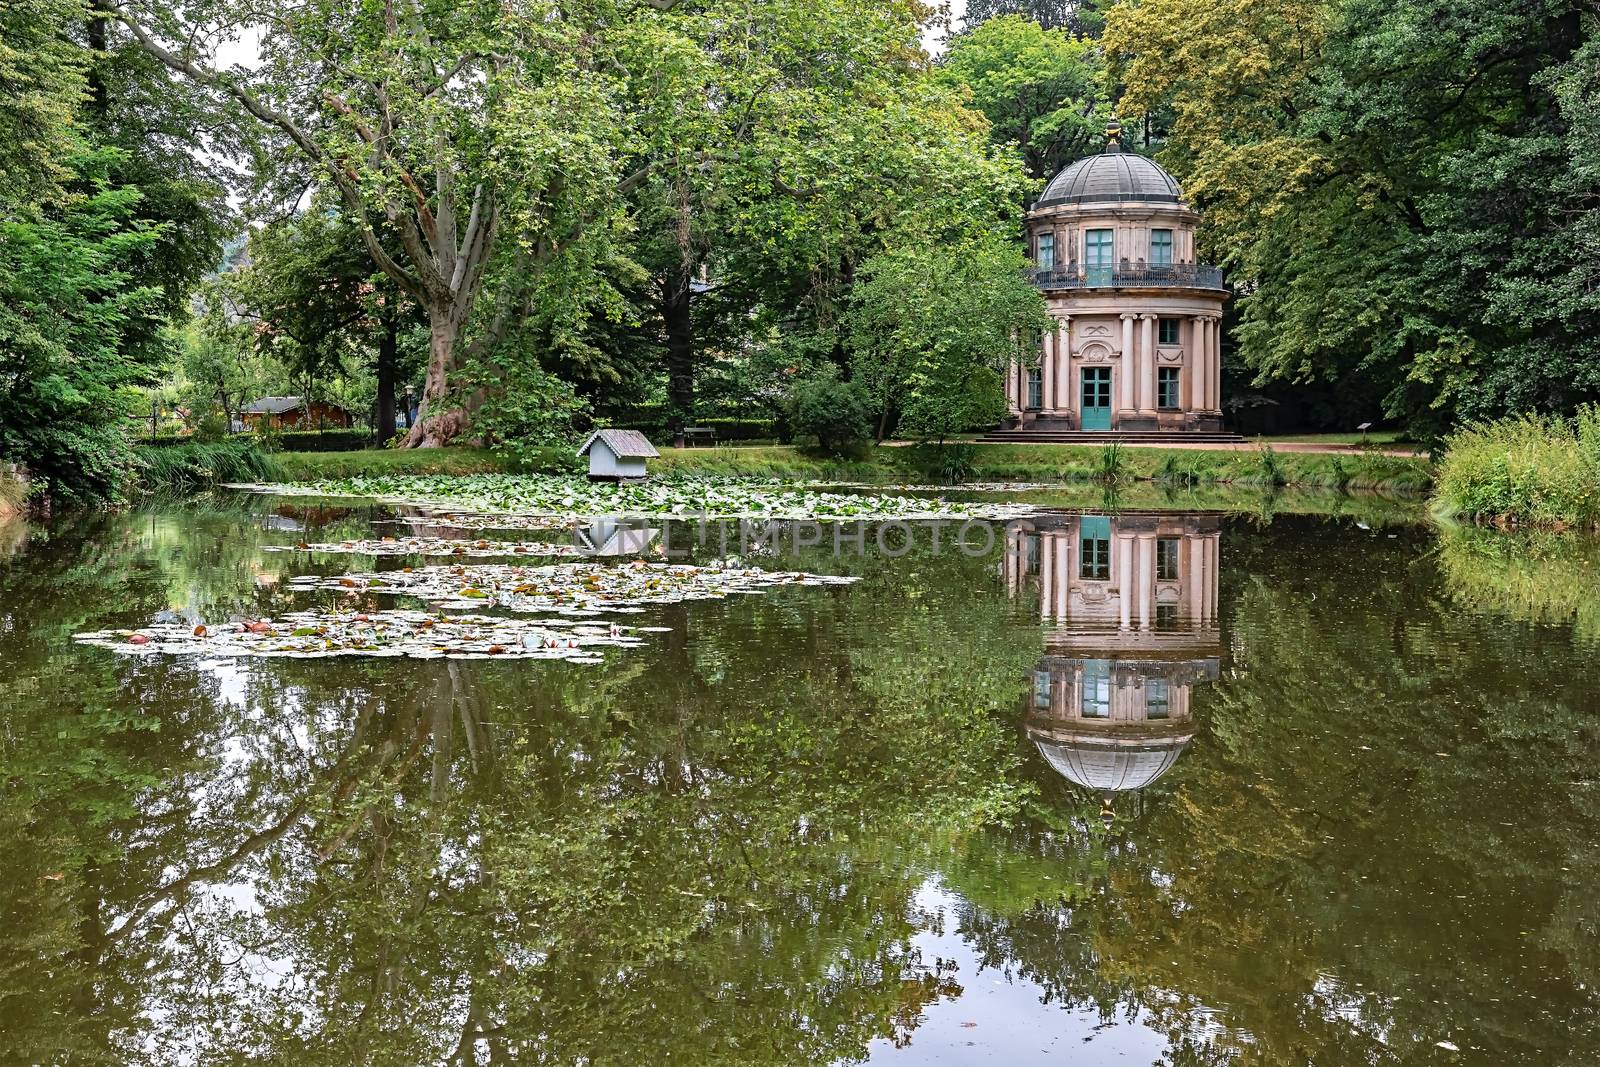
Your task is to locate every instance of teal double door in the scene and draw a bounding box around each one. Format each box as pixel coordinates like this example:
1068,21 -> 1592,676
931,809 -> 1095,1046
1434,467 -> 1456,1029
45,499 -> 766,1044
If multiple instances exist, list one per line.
1080,366 -> 1113,430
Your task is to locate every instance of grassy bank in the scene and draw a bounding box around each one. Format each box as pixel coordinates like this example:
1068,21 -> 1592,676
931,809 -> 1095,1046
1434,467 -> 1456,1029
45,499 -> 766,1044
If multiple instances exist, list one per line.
1432,408 -> 1600,527
134,441 -> 283,493
272,446 -> 520,481
260,441 -> 1434,492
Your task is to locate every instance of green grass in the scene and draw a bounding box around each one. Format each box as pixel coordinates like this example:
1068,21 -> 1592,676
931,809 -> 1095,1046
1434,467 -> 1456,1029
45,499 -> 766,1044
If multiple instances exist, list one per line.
134,441 -> 283,492
1432,407 -> 1600,527
947,442 -> 1433,491
1261,431 -> 1411,446
0,466 -> 25,514
272,446 -> 535,481
261,441 -> 1435,492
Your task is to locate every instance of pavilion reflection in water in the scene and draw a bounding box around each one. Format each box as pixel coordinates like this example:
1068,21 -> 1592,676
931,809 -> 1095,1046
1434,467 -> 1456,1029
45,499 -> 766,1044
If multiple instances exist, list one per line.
1005,513 -> 1221,811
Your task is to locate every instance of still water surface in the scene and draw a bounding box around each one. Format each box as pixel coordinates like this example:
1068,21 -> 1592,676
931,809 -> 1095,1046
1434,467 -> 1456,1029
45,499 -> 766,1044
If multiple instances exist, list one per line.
1,494 -> 1596,1065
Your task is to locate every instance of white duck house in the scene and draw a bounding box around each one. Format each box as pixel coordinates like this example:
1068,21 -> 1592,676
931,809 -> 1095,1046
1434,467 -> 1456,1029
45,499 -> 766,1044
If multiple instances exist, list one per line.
577,429 -> 659,482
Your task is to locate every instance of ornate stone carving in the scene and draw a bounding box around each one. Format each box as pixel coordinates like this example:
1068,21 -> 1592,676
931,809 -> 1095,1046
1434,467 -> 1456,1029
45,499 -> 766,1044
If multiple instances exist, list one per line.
1079,342 -> 1111,363
1081,324 -> 1113,338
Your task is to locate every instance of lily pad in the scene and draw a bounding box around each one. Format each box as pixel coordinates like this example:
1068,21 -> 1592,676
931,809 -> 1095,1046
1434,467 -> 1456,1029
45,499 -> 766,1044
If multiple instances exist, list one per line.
266,536 -> 590,558
286,559 -> 859,615
230,474 -> 1037,522
74,609 -> 649,662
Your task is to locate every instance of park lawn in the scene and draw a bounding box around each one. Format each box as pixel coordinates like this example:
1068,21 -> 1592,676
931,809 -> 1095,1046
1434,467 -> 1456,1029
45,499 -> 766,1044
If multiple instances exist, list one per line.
1260,431 -> 1410,446
263,441 -> 1434,492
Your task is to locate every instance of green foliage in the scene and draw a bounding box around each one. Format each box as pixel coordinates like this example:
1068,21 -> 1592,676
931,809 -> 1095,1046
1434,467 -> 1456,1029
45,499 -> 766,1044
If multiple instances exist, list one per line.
254,429 -> 370,453
468,359 -> 592,466
133,440 -> 282,491
0,147 -> 166,504
1253,441 -> 1286,486
0,0 -> 84,210
1106,0 -> 1600,434
1094,441 -> 1128,485
780,364 -> 874,456
847,234 -> 1050,443
961,0 -> 1106,34
1437,525 -> 1600,642
1433,406 -> 1600,526
936,15 -> 1106,179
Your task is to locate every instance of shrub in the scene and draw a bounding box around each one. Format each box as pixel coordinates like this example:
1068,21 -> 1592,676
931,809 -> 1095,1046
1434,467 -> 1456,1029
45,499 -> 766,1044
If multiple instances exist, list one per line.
269,428 -> 371,452
1095,441 -> 1127,485
1433,407 -> 1600,527
471,361 -> 592,465
134,441 -> 283,492
1254,441 -> 1286,486
190,410 -> 229,442
781,365 -> 873,457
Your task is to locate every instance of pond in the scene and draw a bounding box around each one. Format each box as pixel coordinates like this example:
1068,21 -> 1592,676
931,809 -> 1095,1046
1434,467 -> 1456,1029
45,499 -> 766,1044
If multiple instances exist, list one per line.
1,492 -> 1597,1065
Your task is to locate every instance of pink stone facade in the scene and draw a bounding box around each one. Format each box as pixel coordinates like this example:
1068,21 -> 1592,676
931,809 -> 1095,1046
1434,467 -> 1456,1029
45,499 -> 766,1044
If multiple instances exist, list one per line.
1004,513 -> 1223,795
1005,130 -> 1228,434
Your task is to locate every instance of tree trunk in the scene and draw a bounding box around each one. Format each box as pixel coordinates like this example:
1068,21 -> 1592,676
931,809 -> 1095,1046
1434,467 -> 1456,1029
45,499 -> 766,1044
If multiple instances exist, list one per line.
663,262 -> 694,430
405,310 -> 466,448
376,307 -> 398,443
86,2 -> 109,116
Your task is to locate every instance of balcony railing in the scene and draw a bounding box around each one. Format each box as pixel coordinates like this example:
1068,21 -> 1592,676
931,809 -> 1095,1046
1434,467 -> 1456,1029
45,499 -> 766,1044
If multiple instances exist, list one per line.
1028,263 -> 1226,291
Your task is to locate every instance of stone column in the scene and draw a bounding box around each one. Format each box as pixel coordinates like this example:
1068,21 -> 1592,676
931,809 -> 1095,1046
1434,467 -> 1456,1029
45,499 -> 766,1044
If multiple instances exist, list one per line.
1186,534 -> 1203,625
1055,317 -> 1071,414
1139,314 -> 1157,412
1054,535 -> 1070,620
1117,532 -> 1134,631
1119,314 -> 1136,412
1191,315 -> 1209,412
1041,326 -> 1056,412
1039,528 -> 1054,620
1005,356 -> 1016,411
1209,315 -> 1223,413
1138,535 -> 1155,631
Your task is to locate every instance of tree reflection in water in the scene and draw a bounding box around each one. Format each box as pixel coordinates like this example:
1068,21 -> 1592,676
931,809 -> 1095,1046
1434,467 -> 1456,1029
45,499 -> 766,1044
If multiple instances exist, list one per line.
1,502 -> 1598,1065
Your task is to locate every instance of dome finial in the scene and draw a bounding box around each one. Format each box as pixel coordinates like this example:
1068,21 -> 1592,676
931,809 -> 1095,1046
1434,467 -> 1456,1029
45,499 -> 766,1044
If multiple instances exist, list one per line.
1104,115 -> 1123,153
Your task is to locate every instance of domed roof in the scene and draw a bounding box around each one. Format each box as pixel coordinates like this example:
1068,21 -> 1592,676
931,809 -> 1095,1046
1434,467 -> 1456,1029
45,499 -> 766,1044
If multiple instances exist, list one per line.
1038,125 -> 1183,206
1033,737 -> 1191,793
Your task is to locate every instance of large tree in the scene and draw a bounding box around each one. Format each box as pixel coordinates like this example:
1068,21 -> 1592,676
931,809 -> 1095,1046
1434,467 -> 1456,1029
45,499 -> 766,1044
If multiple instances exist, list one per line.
114,0 -> 655,447
936,13 -> 1106,180
1104,0 -> 1600,435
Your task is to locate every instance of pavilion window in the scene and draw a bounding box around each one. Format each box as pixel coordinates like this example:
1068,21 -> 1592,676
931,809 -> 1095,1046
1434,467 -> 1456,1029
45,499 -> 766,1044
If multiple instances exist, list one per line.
1026,368 -> 1043,410
1079,516 -> 1111,580
1157,367 -> 1181,411
1081,661 -> 1112,718
1145,679 -> 1171,719
1085,229 -> 1113,284
1158,317 -> 1180,345
1033,670 -> 1052,710
1037,232 -> 1055,270
1156,537 -> 1181,580
1150,229 -> 1173,266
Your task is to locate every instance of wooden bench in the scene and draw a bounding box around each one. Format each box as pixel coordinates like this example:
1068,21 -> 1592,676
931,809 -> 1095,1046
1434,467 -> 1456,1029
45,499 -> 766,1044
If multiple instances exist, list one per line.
681,426 -> 717,447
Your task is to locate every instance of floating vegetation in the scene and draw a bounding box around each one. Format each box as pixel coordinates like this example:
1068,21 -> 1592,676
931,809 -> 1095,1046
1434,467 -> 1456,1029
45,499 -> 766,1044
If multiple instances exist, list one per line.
75,610 -> 663,662
287,560 -> 859,615
374,512 -> 576,532
265,535 -> 593,559
814,481 -> 1054,494
229,474 -> 1038,521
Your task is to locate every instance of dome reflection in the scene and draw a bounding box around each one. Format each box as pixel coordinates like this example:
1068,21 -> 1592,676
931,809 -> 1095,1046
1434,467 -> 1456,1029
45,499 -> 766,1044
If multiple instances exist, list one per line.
1005,514 -> 1221,803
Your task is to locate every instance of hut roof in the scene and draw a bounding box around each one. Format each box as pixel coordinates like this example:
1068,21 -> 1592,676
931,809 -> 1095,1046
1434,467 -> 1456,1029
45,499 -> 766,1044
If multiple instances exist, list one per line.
577,429 -> 660,459
242,396 -> 304,414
